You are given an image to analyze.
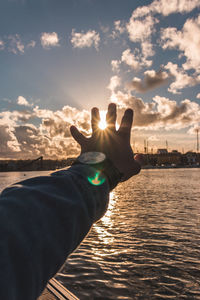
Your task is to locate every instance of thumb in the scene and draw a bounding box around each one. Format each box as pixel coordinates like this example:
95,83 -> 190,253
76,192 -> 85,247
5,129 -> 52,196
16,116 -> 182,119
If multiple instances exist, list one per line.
70,126 -> 87,146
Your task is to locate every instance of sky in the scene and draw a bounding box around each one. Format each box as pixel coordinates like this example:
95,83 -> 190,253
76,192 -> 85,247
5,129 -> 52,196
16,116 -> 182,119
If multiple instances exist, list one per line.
0,0 -> 200,159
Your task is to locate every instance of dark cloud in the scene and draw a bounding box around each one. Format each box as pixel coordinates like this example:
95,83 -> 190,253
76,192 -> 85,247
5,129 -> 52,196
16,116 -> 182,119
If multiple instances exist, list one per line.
116,93 -> 200,129
128,70 -> 169,92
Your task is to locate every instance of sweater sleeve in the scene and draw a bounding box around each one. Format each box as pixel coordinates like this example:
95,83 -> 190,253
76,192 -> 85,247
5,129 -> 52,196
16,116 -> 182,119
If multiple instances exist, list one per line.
0,165 -> 110,300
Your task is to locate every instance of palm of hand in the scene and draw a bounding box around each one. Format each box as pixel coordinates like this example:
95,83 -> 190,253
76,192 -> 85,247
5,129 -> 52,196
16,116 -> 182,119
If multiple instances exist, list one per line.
70,103 -> 141,181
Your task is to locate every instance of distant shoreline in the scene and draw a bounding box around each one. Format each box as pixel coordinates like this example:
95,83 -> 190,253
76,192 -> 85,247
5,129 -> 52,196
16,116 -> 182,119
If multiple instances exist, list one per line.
0,165 -> 199,173
142,165 -> 200,170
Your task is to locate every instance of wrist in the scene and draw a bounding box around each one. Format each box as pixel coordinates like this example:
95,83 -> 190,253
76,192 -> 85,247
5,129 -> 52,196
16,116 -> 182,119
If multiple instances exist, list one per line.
73,152 -> 123,190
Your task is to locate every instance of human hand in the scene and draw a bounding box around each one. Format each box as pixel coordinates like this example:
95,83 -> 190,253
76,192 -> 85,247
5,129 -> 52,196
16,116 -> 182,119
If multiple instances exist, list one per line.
70,103 -> 141,181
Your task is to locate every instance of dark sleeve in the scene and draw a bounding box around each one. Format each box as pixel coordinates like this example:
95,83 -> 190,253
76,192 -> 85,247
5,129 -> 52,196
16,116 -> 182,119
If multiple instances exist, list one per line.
0,165 -> 109,300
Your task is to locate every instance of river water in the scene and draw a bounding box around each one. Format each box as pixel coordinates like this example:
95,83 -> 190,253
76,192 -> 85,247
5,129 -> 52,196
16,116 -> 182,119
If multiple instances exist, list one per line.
0,169 -> 200,299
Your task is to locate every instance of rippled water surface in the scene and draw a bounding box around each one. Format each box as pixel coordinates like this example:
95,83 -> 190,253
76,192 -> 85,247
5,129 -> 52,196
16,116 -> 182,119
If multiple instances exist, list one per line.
0,169 -> 200,299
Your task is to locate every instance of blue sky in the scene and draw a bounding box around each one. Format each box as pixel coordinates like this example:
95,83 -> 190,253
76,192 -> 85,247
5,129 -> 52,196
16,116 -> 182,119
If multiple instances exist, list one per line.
0,0 -> 200,159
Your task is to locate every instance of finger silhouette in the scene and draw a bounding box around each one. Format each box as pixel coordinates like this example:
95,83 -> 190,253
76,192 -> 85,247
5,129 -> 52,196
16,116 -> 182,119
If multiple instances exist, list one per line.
91,107 -> 100,133
106,103 -> 117,130
70,126 -> 87,146
118,109 -> 133,137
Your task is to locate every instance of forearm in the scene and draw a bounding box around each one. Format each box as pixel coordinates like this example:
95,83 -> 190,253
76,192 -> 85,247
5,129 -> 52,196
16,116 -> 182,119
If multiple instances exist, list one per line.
0,165 -> 109,300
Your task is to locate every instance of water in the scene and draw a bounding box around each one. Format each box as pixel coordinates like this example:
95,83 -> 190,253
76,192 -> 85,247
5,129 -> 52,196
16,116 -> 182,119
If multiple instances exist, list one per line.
0,169 -> 200,299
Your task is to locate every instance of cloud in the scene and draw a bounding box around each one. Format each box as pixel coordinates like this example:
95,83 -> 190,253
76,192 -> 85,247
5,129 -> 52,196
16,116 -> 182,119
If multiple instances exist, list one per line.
110,20 -> 126,39
8,34 -> 24,54
121,49 -> 152,70
100,25 -> 110,33
121,49 -> 140,70
107,76 -> 121,93
131,0 -> 200,18
0,37 -> 36,53
0,125 -> 21,156
160,15 -> 200,71
126,14 -> 157,63
27,40 -> 36,48
164,62 -> 200,94
71,29 -> 100,50
121,0 -> 200,71
114,20 -> 126,34
111,60 -> 121,73
17,96 -> 31,107
0,110 -> 34,157
121,48 -> 153,70
0,95 -> 199,159
0,104 -> 91,159
197,93 -> 200,99
127,15 -> 157,43
40,32 -> 60,49
128,70 -> 169,92
0,110 -> 32,126
111,92 -> 200,130
0,40 -> 5,50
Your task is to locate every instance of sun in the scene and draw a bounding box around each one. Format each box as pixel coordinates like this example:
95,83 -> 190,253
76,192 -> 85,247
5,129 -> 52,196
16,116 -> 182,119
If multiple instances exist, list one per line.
98,110 -> 107,130
98,110 -> 119,130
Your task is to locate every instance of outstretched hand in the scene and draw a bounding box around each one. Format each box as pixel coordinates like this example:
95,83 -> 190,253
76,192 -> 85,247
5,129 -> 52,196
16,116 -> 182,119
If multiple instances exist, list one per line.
70,103 -> 141,181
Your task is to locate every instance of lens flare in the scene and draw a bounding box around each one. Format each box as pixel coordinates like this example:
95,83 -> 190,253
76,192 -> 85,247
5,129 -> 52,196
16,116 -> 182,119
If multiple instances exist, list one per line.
88,171 -> 106,186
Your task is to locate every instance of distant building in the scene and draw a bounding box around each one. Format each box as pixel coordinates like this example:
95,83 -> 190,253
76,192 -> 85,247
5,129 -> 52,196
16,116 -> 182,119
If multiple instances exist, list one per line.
157,149 -> 168,154
184,152 -> 197,165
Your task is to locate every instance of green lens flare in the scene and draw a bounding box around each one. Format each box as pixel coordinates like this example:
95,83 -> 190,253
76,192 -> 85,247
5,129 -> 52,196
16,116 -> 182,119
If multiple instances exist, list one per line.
87,171 -> 106,186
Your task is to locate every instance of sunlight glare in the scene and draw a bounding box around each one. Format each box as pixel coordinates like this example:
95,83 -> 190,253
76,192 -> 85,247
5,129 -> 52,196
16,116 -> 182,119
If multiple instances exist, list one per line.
98,110 -> 107,130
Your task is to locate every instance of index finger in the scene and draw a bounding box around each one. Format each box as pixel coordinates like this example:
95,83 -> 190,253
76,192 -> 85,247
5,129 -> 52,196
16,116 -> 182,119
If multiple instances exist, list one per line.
91,107 -> 100,133
118,109 -> 133,137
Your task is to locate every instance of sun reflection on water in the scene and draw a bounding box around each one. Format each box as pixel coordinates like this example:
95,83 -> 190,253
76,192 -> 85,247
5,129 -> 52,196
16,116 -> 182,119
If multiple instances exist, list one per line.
93,191 -> 116,246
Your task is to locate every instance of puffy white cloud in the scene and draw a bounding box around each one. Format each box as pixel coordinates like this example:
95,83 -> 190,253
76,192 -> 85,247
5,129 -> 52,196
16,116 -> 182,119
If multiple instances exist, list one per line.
40,32 -> 60,49
121,49 -> 140,70
123,0 -> 200,70
111,60 -> 121,73
107,76 -> 121,93
8,34 -> 24,54
131,0 -> 200,18
0,110 -> 32,127
71,29 -> 100,50
121,48 -> 152,70
141,40 -> 155,58
161,16 -> 200,71
114,20 -> 126,34
0,125 -> 21,156
164,62 -> 200,94
111,20 -> 126,39
126,13 -> 157,62
127,15 -> 157,43
0,110 -> 34,157
128,70 -> 169,92
196,93 -> 200,99
149,0 -> 200,16
17,96 -> 31,107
